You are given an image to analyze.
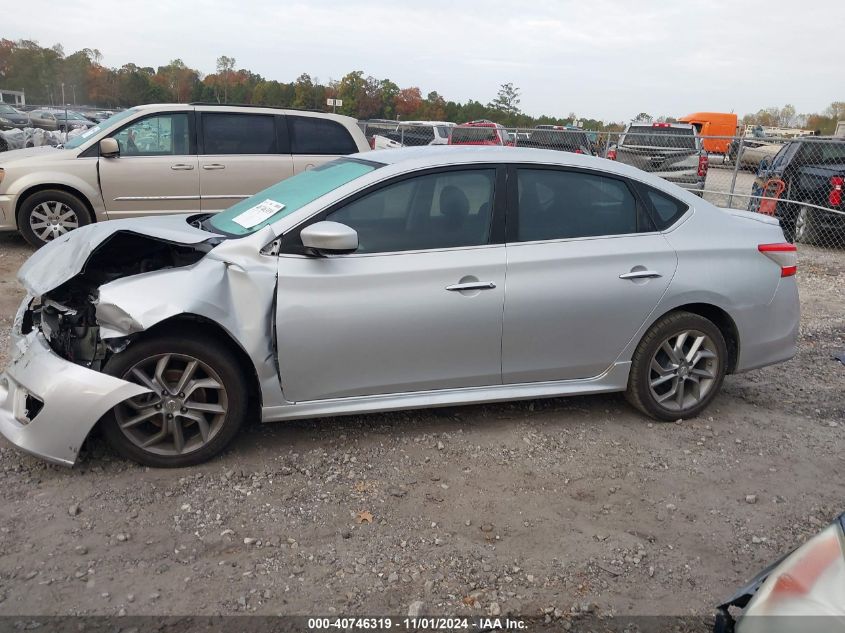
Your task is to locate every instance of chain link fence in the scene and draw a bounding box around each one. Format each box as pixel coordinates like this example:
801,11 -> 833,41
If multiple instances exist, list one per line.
360,121 -> 845,250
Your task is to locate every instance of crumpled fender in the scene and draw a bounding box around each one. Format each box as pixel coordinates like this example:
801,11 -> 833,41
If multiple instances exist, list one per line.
94,227 -> 286,408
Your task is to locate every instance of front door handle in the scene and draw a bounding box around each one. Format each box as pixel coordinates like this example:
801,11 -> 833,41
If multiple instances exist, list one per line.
171,163 -> 195,170
446,281 -> 496,291
202,163 -> 226,170
619,270 -> 662,280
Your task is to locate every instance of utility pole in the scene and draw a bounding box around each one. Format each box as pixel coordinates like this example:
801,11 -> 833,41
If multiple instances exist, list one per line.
62,83 -> 68,137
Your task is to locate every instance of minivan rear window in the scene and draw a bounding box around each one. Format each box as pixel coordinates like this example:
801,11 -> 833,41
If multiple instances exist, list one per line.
622,126 -> 696,150
288,116 -> 358,155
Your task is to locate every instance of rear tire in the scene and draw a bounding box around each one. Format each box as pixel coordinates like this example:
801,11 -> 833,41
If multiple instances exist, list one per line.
794,203 -> 820,246
101,333 -> 247,467
625,311 -> 727,421
18,189 -> 92,248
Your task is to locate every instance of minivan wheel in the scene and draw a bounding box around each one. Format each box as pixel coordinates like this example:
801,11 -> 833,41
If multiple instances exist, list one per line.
18,189 -> 92,247
626,311 -> 727,421
101,334 -> 247,468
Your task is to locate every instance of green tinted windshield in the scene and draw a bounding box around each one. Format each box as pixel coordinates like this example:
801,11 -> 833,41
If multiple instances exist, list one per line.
209,158 -> 380,236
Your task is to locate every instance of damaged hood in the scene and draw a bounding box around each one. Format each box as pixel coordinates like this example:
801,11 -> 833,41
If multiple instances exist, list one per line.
18,214 -> 223,296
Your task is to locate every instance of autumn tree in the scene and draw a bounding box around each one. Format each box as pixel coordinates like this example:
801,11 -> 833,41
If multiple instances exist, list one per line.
395,87 -> 422,118
293,73 -> 314,109
215,55 -> 236,102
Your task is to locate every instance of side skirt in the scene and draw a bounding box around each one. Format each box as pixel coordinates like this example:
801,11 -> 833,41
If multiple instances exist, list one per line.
261,362 -> 631,422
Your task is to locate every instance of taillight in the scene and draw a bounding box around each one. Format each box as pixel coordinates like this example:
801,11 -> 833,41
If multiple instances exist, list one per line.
830,176 -> 843,207
652,122 -> 670,128
574,149 -> 583,154
698,153 -> 709,177
369,137 -> 375,150
758,243 -> 797,277
607,149 -> 617,160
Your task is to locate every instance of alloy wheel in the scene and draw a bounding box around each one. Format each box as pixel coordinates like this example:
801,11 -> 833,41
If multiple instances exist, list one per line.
115,353 -> 229,456
28,201 -> 79,242
648,330 -> 719,412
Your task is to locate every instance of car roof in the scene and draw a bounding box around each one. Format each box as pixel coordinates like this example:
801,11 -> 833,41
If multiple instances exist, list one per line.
132,102 -> 358,124
362,146 -> 612,170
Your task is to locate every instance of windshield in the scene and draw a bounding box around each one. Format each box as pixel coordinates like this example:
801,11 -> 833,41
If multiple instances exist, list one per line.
622,126 -> 697,149
0,104 -> 19,114
64,108 -> 138,149
209,158 -> 382,236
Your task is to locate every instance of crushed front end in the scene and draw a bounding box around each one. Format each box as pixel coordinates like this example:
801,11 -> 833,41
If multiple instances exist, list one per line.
0,224 -> 219,465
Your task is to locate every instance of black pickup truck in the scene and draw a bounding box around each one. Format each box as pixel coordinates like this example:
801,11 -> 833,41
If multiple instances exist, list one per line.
750,137 -> 845,245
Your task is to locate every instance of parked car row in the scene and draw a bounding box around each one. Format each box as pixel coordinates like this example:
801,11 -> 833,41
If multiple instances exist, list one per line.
0,105 -> 103,132
364,119 -> 710,198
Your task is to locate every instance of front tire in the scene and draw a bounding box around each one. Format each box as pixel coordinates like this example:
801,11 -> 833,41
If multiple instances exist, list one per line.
18,189 -> 92,248
101,333 -> 247,467
625,311 -> 727,421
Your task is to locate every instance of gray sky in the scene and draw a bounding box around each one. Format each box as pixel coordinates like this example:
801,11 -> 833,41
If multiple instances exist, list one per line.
4,0 -> 838,121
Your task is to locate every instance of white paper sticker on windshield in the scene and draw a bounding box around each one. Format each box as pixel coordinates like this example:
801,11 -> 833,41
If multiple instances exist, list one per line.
232,199 -> 285,228
80,126 -> 100,138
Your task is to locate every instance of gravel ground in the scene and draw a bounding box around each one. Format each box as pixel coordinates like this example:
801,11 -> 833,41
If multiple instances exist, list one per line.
0,230 -> 842,625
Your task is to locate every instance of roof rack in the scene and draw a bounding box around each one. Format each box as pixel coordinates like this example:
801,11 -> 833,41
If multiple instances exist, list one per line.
187,102 -> 325,113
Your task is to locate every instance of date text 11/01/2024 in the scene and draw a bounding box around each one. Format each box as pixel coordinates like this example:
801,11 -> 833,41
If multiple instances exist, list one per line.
306,617 -> 528,630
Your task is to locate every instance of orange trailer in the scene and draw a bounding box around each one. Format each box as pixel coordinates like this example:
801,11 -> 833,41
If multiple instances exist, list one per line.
678,112 -> 738,154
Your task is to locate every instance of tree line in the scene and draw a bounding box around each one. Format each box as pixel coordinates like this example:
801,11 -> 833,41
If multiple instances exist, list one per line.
1,39 -> 842,134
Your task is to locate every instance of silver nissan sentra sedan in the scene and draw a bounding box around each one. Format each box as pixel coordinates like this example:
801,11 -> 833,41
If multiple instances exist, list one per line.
0,147 -> 799,467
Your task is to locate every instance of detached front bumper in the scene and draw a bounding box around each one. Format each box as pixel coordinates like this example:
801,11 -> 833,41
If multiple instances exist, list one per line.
0,328 -> 149,466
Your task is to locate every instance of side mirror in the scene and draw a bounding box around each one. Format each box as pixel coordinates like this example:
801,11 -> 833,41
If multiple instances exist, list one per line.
758,156 -> 771,173
300,221 -> 358,256
99,138 -> 120,157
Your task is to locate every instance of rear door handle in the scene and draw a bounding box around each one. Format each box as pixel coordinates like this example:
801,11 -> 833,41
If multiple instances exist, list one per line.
202,163 -> 226,170
446,281 -> 496,291
619,270 -> 662,280
171,163 -> 195,170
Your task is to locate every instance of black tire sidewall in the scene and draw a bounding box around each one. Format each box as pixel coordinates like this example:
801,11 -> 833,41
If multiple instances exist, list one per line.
627,312 -> 728,422
101,333 -> 248,468
795,203 -> 818,245
18,189 -> 92,248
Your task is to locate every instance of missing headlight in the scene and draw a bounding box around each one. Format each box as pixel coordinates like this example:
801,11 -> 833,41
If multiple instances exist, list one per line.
24,394 -> 44,424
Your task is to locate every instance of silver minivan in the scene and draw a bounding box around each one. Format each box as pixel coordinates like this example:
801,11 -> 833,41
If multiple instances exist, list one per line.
0,104 -> 369,246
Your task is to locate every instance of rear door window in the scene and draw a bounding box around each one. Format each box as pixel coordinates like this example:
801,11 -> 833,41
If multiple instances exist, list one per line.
514,168 -> 651,241
288,115 -> 358,155
201,113 -> 276,154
